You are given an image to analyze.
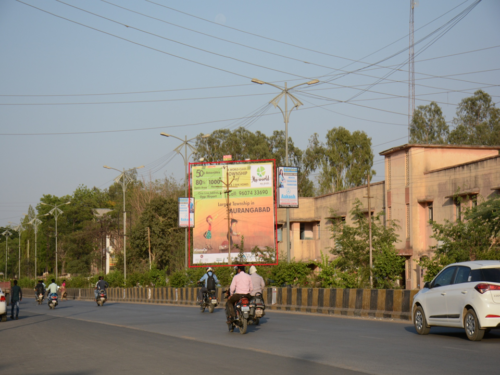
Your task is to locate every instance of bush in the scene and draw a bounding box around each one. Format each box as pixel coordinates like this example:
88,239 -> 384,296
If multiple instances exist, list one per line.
169,270 -> 188,288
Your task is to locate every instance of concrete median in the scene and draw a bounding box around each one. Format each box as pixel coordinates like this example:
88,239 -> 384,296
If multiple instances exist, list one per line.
21,287 -> 418,321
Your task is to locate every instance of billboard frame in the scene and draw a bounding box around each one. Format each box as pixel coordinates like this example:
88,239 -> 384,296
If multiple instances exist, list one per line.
188,158 -> 278,268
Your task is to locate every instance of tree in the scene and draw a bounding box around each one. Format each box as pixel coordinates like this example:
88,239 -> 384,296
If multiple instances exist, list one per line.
329,200 -> 401,288
419,194 -> 500,281
448,90 -> 500,146
304,127 -> 374,194
409,101 -> 449,144
129,196 -> 184,272
193,127 -> 315,196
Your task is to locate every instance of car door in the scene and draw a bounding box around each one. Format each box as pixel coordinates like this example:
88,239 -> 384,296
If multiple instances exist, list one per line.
444,266 -> 471,327
424,266 -> 457,324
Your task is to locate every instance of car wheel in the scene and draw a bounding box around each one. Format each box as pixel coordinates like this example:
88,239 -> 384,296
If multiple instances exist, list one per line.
464,309 -> 485,341
414,306 -> 431,335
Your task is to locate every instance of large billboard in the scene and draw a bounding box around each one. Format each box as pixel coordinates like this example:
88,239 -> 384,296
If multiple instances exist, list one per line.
189,160 -> 277,266
277,166 -> 299,208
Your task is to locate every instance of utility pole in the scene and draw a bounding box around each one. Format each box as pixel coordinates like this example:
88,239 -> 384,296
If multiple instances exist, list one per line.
160,132 -> 209,269
27,240 -> 30,279
2,230 -> 12,278
220,166 -> 235,265
28,217 -> 42,278
104,165 -> 144,283
147,227 -> 151,270
251,78 -> 319,262
364,173 -> 374,288
14,223 -> 24,279
42,202 -> 70,280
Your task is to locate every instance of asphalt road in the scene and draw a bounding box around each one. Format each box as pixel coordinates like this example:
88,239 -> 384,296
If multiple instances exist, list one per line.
2,298 -> 499,375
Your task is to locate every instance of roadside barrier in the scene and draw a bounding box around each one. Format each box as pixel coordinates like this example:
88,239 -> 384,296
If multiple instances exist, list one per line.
21,287 -> 419,321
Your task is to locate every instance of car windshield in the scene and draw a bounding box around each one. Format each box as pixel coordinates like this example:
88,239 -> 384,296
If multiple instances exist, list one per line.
480,268 -> 500,283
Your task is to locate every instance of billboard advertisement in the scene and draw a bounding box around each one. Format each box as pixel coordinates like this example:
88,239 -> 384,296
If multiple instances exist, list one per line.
190,160 -> 276,266
178,198 -> 195,228
277,167 -> 299,208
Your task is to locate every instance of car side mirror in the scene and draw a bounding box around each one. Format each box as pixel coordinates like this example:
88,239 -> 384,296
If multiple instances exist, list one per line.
423,281 -> 431,289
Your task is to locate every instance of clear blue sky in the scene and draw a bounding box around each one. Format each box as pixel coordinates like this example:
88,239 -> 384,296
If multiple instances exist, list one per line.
1,0 -> 499,226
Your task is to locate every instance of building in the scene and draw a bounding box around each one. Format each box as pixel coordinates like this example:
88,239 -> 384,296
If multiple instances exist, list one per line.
277,144 -> 500,289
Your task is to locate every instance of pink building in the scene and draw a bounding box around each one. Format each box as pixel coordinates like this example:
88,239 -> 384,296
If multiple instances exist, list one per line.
277,144 -> 500,289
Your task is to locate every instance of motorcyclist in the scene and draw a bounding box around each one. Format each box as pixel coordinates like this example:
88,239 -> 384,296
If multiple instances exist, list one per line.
95,276 -> 109,300
34,280 -> 45,300
197,267 -> 220,305
46,279 -> 59,300
225,265 -> 252,324
249,266 -> 265,296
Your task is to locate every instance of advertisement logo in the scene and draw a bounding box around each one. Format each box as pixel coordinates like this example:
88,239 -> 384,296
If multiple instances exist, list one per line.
256,166 -> 266,177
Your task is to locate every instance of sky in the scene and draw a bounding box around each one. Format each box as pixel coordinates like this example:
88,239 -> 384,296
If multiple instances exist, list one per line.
1,0 -> 499,227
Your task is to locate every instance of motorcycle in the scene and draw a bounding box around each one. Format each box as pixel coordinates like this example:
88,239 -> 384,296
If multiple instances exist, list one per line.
36,293 -> 44,305
224,291 -> 252,335
48,293 -> 58,309
198,281 -> 218,313
248,292 -> 266,325
96,289 -> 107,306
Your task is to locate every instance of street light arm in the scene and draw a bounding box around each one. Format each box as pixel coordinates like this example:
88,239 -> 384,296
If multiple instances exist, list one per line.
253,79 -> 284,91
103,166 -> 122,173
160,133 -> 184,142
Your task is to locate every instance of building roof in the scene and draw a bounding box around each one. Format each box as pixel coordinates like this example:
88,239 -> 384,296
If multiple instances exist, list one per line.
379,143 -> 500,156
313,181 -> 384,199
425,154 -> 500,174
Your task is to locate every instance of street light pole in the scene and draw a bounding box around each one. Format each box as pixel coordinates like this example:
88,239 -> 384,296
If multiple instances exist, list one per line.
104,165 -> 144,283
42,202 -> 71,280
2,230 -> 12,278
14,222 -> 24,279
28,217 -> 42,278
251,78 -> 319,262
160,132 -> 209,269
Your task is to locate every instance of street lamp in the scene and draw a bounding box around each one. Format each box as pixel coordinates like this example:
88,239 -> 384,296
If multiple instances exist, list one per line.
42,202 -> 71,280
252,78 -> 319,262
2,230 -> 12,278
103,165 -> 144,283
13,215 -> 27,279
160,133 -> 210,269
28,216 -> 43,278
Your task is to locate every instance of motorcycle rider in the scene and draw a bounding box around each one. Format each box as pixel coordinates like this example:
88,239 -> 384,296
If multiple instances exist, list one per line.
34,280 -> 45,301
249,266 -> 265,296
197,267 -> 219,305
46,279 -> 59,300
226,265 -> 252,324
95,276 -> 109,300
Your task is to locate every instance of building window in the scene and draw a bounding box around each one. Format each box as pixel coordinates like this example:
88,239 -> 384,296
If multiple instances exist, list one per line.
456,201 -> 461,221
277,227 -> 282,242
406,204 -> 410,239
300,223 -> 313,240
428,203 -> 433,222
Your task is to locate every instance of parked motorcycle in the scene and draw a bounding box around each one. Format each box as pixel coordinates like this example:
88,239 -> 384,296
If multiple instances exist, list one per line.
96,289 -> 107,307
198,281 -> 218,313
36,293 -> 44,305
48,293 -> 58,309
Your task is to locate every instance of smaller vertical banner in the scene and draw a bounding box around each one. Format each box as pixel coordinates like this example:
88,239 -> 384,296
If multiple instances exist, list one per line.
277,167 -> 299,208
178,198 -> 195,228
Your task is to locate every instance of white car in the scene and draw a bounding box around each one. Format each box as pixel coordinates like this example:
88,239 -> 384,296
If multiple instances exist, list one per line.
413,260 -> 500,341
0,288 -> 6,322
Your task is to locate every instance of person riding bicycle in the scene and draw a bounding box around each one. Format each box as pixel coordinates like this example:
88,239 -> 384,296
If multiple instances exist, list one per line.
226,265 -> 252,324
197,267 -> 219,305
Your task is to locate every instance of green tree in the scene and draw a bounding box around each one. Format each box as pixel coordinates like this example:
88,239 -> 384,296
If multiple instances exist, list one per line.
409,101 -> 449,144
304,127 -> 374,194
194,127 -> 314,196
448,90 -> 500,146
330,199 -> 401,288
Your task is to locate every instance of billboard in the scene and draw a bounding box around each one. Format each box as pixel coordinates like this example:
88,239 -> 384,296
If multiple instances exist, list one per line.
277,167 -> 299,208
190,160 -> 277,266
178,198 -> 195,228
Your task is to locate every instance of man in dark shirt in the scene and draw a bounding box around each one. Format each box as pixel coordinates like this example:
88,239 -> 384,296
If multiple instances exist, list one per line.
10,280 -> 22,320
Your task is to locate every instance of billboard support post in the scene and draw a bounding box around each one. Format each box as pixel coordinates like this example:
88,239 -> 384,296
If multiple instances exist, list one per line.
221,166 -> 235,265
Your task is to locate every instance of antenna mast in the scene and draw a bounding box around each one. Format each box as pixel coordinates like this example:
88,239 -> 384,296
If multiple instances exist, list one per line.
408,0 -> 415,141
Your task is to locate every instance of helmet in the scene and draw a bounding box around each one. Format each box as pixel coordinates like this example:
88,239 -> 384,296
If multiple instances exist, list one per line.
206,267 -> 213,272
249,265 -> 257,275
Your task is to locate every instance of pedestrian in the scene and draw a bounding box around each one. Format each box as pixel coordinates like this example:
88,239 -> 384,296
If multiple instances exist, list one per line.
60,279 -> 67,301
10,280 -> 22,320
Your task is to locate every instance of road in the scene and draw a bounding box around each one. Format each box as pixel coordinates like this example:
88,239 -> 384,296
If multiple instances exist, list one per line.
1,298 -> 499,375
